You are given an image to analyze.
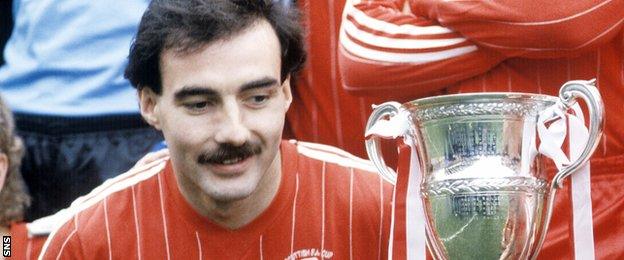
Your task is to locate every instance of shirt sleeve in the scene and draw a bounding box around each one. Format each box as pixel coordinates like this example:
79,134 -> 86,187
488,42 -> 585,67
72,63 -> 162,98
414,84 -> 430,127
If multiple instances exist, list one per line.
338,0 -> 623,96
338,0 -> 503,97
38,216 -> 84,260
409,0 -> 624,58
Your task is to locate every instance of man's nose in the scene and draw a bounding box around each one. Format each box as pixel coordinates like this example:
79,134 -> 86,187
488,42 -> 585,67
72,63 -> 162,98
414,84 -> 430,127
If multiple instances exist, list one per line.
214,100 -> 250,146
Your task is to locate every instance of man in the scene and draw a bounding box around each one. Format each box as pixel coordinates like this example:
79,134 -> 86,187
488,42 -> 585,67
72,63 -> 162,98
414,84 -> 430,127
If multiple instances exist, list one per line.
40,1 -> 393,259
0,0 -> 162,221
339,0 -> 624,259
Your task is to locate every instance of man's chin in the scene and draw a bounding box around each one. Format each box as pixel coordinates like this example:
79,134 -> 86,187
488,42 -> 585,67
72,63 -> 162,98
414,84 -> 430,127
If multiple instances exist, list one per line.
205,188 -> 255,203
198,177 -> 258,202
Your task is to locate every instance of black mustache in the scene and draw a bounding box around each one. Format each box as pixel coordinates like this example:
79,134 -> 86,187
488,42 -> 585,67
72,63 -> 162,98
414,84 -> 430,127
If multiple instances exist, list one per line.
197,142 -> 262,164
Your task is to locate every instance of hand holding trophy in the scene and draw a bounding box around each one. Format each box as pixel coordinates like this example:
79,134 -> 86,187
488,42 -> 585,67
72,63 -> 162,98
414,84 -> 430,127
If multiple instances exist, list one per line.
366,80 -> 604,260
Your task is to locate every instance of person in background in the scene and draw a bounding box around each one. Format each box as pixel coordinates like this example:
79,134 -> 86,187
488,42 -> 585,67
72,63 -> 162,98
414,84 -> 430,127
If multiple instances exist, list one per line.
39,1 -> 393,259
0,93 -> 45,259
0,0 -> 13,65
0,91 -> 169,259
284,0 -> 420,169
338,0 -> 624,259
0,0 -> 163,221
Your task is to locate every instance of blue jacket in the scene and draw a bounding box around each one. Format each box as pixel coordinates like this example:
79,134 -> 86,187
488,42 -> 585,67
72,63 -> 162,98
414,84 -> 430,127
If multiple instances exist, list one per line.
0,0 -> 148,116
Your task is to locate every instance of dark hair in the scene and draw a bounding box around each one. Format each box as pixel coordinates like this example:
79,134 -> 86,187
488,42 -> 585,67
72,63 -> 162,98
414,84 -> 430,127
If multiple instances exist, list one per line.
124,0 -> 306,94
0,95 -> 29,227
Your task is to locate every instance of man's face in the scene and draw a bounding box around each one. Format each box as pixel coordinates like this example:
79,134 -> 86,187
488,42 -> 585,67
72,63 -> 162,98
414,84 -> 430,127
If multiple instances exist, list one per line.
140,20 -> 291,203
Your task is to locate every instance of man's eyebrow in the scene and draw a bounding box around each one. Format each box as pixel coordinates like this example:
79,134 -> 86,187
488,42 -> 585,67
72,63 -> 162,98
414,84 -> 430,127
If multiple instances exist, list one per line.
240,77 -> 279,92
174,86 -> 218,101
173,77 -> 278,100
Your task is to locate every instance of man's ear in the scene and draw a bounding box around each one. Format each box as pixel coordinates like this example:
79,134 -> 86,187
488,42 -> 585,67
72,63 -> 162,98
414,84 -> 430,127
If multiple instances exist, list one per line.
0,153 -> 8,192
281,76 -> 293,111
138,87 -> 162,130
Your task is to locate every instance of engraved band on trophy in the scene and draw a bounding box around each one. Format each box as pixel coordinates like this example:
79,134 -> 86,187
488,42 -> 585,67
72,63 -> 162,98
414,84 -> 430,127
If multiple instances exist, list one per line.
365,80 -> 604,259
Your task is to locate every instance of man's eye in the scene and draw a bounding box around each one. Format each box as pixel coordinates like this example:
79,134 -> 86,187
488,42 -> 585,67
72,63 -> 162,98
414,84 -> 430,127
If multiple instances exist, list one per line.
246,95 -> 270,107
252,96 -> 268,103
184,101 -> 210,111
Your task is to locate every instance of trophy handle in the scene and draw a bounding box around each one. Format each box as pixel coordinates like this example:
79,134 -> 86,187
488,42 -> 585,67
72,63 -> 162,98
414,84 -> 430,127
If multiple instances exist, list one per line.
531,79 -> 604,260
551,79 -> 604,188
365,101 -> 402,185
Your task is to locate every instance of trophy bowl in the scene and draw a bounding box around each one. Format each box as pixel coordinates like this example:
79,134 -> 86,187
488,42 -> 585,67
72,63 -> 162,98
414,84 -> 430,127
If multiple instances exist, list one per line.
365,80 -> 603,260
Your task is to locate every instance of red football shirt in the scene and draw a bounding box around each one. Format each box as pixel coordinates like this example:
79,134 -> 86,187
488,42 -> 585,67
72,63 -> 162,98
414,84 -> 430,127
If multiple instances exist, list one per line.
39,140 -> 394,259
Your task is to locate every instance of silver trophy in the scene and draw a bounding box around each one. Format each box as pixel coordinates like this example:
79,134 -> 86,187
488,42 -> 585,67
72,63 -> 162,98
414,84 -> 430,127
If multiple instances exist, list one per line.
365,80 -> 603,259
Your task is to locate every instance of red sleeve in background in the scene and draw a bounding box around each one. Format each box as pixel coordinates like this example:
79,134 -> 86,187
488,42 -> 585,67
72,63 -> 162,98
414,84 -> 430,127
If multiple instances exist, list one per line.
339,1 -> 504,96
408,0 -> 624,58
339,45 -> 502,97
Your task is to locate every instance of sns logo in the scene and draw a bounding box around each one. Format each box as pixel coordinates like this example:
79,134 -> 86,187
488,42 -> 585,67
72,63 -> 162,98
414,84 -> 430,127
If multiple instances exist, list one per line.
2,236 -> 10,257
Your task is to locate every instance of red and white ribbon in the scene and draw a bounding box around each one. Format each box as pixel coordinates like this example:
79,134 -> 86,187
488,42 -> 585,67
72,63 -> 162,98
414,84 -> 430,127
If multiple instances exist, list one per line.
537,103 -> 595,260
403,135 -> 427,260
365,109 -> 427,260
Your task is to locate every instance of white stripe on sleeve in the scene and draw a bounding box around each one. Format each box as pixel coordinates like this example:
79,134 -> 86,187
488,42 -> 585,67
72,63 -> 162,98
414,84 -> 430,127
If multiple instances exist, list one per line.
340,29 -> 477,64
343,19 -> 468,49
195,231 -> 202,260
290,173 -> 300,254
348,7 -> 453,35
132,186 -> 142,260
157,175 -> 171,260
104,198 -> 113,260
